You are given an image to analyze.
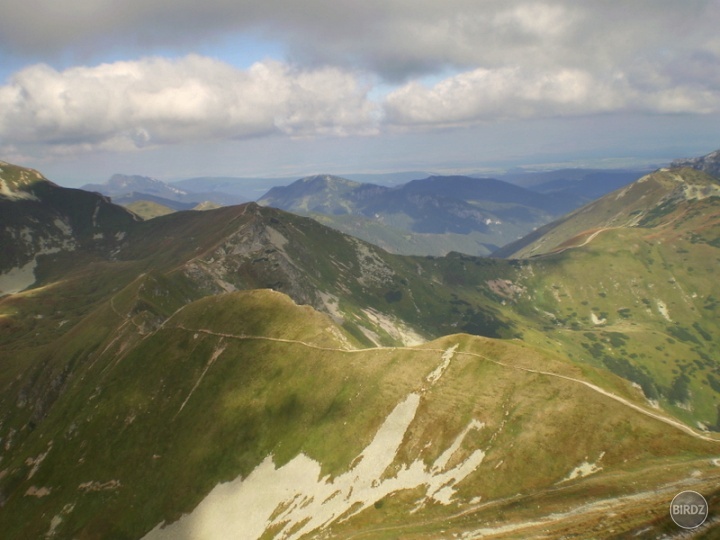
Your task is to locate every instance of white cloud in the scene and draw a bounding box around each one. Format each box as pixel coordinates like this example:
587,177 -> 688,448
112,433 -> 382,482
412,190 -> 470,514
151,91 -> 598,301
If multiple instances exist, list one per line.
1,1 -> 718,161
0,55 -> 378,152
384,66 -> 720,128
2,1 -> 718,81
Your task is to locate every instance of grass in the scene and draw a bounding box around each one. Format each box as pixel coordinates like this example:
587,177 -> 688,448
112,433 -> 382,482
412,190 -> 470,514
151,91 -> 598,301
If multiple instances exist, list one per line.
1,164 -> 720,538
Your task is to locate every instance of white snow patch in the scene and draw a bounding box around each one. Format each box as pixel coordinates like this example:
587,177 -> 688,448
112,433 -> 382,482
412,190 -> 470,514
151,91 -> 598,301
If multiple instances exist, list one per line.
144,393 -> 486,540
590,312 -> 606,325
559,452 -> 604,483
426,345 -> 459,385
656,300 -> 671,321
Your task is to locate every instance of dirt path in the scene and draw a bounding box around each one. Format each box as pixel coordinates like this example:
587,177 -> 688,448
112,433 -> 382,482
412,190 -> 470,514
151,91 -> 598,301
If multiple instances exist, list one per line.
173,325 -> 720,444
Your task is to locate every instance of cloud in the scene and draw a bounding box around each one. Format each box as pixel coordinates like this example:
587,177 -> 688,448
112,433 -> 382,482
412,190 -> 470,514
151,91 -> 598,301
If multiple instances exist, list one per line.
384,66 -> 720,128
0,55 -> 378,152
1,1 -> 719,158
2,1 -> 718,82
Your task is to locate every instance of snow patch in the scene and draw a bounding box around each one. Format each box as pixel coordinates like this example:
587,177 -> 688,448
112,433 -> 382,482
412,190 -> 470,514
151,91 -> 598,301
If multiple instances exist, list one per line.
590,312 -> 606,325
559,452 -> 604,483
426,344 -> 459,385
144,393 -> 486,540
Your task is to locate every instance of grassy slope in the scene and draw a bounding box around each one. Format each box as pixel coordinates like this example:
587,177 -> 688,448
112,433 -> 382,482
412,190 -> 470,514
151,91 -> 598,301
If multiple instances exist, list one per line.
123,200 -> 176,220
1,165 -> 720,538
0,290 -> 717,539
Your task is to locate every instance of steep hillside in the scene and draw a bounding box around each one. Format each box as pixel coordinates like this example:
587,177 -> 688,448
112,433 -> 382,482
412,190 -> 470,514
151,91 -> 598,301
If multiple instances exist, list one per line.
259,174 -> 576,256
494,167 -> 720,258
2,161 -> 720,539
1,290 -> 717,539
0,161 -> 139,294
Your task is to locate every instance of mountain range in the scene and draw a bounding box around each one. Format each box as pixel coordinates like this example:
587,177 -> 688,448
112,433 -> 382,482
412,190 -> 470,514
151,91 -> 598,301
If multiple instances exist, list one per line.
84,169 -> 648,256
258,173 -> 595,256
81,174 -> 246,214
1,152 -> 719,539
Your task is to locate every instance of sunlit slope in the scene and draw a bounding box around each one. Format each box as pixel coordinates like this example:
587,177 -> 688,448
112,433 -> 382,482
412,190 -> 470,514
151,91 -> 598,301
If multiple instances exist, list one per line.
0,290 -> 716,539
495,167 -> 720,258
479,168 -> 720,427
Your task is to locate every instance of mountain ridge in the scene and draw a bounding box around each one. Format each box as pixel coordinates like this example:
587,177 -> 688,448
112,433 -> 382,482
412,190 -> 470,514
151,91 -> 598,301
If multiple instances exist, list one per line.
258,173 -> 577,256
1,158 -> 720,539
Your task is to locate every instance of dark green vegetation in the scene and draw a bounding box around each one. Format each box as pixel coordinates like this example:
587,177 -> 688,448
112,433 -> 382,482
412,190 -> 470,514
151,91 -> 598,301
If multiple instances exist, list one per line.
1,160 -> 719,538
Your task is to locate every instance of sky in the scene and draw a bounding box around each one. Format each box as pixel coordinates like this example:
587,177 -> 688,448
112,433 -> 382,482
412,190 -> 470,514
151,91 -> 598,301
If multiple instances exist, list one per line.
1,0 -> 719,187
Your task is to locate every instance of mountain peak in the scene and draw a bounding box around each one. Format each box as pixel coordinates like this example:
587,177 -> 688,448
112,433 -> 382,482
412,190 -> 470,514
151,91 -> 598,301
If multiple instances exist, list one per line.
105,173 -> 189,196
0,161 -> 54,200
670,147 -> 720,178
297,174 -> 361,188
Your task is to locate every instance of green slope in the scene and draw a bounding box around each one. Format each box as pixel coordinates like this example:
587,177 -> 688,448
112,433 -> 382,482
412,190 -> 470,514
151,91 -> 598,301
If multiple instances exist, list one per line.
0,289 -> 717,539
1,162 -> 720,538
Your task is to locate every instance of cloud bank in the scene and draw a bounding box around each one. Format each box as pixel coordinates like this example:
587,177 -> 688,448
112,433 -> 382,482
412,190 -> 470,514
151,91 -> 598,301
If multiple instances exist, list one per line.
0,56 -> 377,153
0,1 -> 719,157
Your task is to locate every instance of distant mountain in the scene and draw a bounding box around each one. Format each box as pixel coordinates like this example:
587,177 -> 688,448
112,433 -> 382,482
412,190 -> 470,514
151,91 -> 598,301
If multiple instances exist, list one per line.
112,192 -> 197,211
2,160 -> 720,539
498,167 -> 645,186
171,175 -> 295,202
525,170 -> 645,200
671,147 -> 720,178
83,174 -> 246,207
259,174 -> 578,256
342,170 -> 432,186
83,173 -> 190,200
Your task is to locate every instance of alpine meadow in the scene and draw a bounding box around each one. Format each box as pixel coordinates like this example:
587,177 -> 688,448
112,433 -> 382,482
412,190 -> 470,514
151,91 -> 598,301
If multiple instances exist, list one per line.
1,150 -> 720,538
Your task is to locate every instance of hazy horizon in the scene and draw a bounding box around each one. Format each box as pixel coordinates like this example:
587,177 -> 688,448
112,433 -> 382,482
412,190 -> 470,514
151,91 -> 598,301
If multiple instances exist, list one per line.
1,1 -> 719,187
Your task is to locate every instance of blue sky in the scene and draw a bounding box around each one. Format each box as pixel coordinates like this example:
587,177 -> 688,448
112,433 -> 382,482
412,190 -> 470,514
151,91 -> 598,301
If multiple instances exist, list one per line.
1,1 -> 719,187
